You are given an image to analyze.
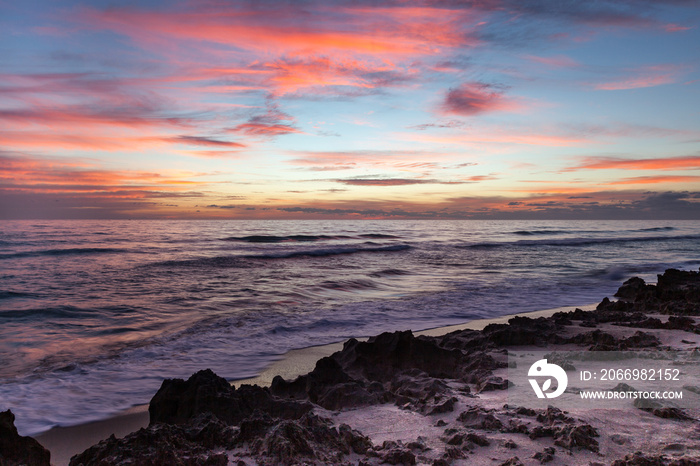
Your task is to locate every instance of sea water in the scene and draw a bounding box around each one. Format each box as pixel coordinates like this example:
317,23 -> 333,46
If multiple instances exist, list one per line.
1,219 -> 699,434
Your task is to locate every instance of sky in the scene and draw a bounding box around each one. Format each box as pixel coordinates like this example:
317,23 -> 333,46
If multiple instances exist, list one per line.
2,0 -> 700,219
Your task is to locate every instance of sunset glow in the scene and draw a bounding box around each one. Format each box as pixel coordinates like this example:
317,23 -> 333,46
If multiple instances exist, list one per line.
2,0 -> 699,219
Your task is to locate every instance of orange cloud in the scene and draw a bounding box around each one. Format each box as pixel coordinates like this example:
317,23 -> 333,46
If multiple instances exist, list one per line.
567,155 -> 700,171
610,175 -> 700,185
0,131 -> 159,151
0,153 -> 206,195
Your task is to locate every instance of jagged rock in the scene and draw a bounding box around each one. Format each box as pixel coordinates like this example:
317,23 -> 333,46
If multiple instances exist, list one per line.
597,297 -> 635,313
0,410 -> 51,466
391,369 -> 450,400
633,396 -> 693,420
270,356 -> 388,410
248,413 -> 374,465
611,450 -> 700,465
380,448 -> 416,465
500,458 -> 524,466
535,406 -> 574,425
666,315 -> 696,331
504,419 -> 530,435
568,329 -> 618,347
406,437 -> 428,452
604,269 -> 700,316
443,446 -> 466,459
526,407 -> 598,453
505,405 -> 537,417
149,369 -> 312,425
444,432 -> 465,446
533,446 -> 555,463
482,316 -> 564,347
257,421 -> 316,463
338,423 -> 373,454
70,413 -> 234,466
465,432 -> 490,447
657,269 -> 700,303
616,277 -> 653,302
620,331 -> 661,349
553,424 -> 599,452
457,407 -> 503,431
390,370 -> 458,414
476,375 -> 509,392
334,331 -> 466,382
437,328 -> 487,351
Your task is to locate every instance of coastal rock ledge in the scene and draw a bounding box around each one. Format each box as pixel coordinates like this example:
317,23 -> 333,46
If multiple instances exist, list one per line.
0,409 -> 51,466
21,268 -> 700,465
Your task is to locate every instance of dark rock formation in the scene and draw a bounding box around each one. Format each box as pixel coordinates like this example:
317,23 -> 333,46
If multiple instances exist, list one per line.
481,316 -> 565,347
69,268 -> 700,464
457,406 -> 504,430
70,413 -> 232,466
71,412 -> 373,466
271,329 -> 505,415
499,458 -> 525,466
149,369 -> 312,425
0,410 -> 51,466
615,277 -> 655,302
333,331 -> 465,381
612,451 -> 700,465
533,446 -> 555,463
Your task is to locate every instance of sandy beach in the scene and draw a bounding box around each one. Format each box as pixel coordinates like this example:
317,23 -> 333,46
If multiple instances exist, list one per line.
34,304 -> 597,466
4,269 -> 698,465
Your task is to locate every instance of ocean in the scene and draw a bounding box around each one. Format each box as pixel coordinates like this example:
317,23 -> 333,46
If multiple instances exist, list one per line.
1,219 -> 699,435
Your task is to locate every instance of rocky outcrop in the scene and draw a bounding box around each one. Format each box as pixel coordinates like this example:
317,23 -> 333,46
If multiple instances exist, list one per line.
67,268 -> 700,465
149,369 -> 312,425
271,329 -> 507,414
70,413 -> 233,466
0,410 -> 51,466
70,412 -> 373,466
611,451 -> 700,465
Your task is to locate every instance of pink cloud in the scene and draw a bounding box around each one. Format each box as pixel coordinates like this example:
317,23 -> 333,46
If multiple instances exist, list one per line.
441,82 -> 520,116
594,64 -> 686,90
664,24 -> 693,32
75,5 -> 476,58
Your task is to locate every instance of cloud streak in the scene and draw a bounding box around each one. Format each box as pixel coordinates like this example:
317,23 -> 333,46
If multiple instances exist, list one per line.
334,178 -> 466,186
594,64 -> 687,90
567,155 -> 700,171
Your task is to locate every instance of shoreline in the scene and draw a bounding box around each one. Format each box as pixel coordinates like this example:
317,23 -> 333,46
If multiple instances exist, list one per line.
35,303 -> 597,465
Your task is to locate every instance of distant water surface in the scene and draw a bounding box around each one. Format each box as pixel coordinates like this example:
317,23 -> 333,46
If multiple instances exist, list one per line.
1,219 -> 699,434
